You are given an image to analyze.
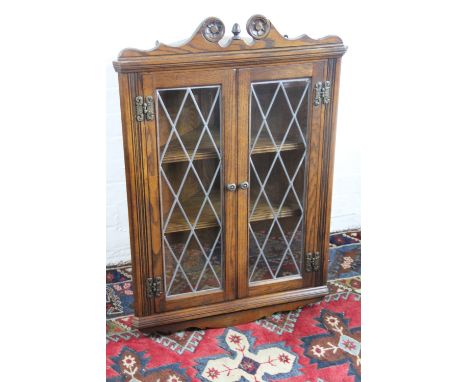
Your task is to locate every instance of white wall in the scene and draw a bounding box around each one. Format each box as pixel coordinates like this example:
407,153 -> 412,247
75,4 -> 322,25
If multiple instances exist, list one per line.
107,67 -> 130,264
106,5 -> 360,264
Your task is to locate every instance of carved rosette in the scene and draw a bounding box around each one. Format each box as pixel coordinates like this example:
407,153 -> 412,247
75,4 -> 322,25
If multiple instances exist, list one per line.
246,14 -> 271,40
202,17 -> 225,42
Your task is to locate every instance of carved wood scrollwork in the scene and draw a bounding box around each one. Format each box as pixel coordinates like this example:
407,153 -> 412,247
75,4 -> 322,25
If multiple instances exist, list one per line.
246,14 -> 271,40
114,15 -> 346,72
202,17 -> 225,42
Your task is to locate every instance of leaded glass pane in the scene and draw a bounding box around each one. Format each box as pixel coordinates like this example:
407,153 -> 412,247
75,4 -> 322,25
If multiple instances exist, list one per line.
157,86 -> 223,296
248,79 -> 310,283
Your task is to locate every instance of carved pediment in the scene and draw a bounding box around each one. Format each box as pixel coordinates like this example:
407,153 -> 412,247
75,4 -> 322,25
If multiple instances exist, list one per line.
114,15 -> 346,72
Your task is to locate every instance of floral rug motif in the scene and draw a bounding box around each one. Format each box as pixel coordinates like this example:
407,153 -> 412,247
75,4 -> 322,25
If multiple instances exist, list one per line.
301,309 -> 361,381
106,229 -> 361,381
328,244 -> 361,280
108,346 -> 189,382
195,328 -> 301,381
106,282 -> 134,317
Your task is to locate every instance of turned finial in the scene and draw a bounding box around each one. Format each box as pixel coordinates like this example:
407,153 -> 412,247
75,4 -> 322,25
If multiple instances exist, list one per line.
232,23 -> 241,40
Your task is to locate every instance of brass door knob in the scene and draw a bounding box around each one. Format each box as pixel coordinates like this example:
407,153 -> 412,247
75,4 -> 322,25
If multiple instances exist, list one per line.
239,181 -> 249,190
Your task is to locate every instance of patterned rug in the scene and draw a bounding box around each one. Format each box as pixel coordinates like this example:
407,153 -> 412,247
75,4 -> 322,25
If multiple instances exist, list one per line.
107,229 -> 361,381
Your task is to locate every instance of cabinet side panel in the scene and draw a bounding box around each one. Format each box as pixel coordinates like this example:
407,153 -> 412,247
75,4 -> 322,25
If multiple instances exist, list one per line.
118,73 -> 154,316
317,58 -> 342,285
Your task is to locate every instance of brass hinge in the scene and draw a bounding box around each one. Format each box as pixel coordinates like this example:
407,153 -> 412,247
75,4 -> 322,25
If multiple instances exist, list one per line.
146,277 -> 162,298
135,96 -> 155,122
305,252 -> 321,272
313,81 -> 331,106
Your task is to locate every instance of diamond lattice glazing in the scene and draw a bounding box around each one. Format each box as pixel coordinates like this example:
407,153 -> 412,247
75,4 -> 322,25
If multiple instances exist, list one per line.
248,79 -> 310,282
157,86 -> 223,296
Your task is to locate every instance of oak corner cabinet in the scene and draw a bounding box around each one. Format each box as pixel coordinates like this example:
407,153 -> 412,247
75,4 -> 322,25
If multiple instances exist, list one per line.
113,15 -> 347,333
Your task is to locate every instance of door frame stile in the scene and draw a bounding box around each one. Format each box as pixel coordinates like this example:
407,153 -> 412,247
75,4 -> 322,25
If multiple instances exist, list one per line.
142,73 -> 165,312
303,60 -> 327,288
236,69 -> 251,299
223,68 -> 238,301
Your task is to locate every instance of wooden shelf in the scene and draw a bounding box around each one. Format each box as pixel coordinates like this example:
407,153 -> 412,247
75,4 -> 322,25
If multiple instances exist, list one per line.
251,137 -> 304,156
163,143 -> 220,164
250,202 -> 301,222
162,130 -> 220,164
165,193 -> 221,234
165,192 -> 300,234
162,130 -> 304,164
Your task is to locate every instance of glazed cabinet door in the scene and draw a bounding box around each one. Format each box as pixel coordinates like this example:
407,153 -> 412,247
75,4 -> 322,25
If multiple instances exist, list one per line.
237,62 -> 326,298
141,69 -> 237,312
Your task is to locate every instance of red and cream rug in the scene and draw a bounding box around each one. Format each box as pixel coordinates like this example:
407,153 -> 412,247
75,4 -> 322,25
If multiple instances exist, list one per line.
106,230 -> 361,382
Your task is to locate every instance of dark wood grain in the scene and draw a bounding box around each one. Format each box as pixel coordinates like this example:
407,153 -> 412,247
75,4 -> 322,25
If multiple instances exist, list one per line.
117,17 -> 342,58
134,285 -> 328,330
236,69 -> 250,299
303,61 -> 326,288
117,73 -> 154,317
139,295 -> 325,334
113,17 -> 346,73
316,58 -> 342,286
114,15 -> 346,332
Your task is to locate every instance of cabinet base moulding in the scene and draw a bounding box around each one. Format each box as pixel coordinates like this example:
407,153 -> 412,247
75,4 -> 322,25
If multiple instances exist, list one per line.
134,285 -> 329,333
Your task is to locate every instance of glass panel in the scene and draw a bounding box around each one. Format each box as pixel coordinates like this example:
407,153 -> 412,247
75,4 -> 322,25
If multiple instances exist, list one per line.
156,86 -> 223,296
249,79 -> 310,283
